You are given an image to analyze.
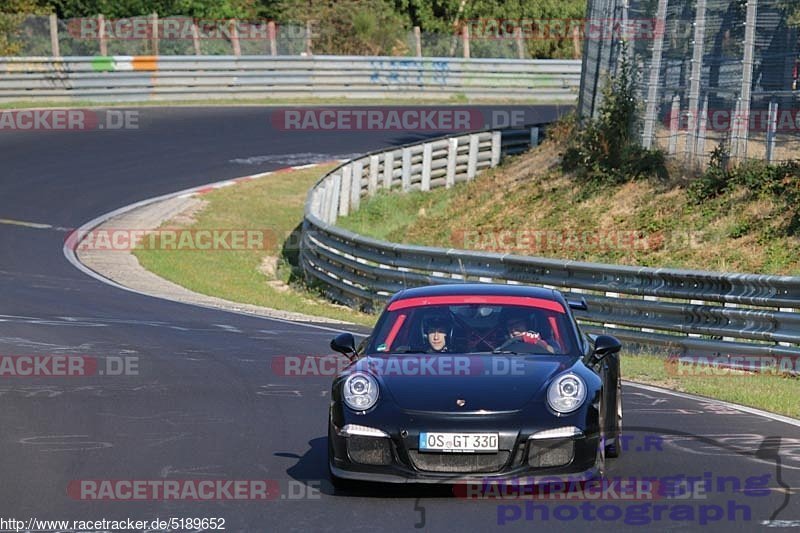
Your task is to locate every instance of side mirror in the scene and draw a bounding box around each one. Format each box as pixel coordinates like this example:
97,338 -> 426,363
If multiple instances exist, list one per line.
330,333 -> 357,360
592,335 -> 621,361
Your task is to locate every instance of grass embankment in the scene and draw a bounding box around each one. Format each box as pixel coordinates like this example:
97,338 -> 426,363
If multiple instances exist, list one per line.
335,139 -> 800,417
336,140 -> 800,275
133,165 -> 376,327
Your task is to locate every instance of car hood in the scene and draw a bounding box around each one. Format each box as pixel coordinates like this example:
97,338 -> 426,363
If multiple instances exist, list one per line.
354,354 -> 577,412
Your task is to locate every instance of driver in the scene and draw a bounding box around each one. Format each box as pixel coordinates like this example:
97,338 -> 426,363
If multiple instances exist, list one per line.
505,314 -> 556,354
423,315 -> 451,353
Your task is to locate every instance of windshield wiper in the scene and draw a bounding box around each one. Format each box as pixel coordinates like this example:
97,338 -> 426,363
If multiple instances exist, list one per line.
491,349 -> 520,355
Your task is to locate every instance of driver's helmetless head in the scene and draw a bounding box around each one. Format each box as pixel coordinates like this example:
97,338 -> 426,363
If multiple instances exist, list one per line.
507,318 -> 528,337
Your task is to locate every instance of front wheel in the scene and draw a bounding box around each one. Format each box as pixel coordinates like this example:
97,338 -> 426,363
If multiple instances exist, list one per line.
605,377 -> 623,458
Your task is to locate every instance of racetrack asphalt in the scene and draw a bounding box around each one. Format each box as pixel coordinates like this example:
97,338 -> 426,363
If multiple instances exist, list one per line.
0,105 -> 797,532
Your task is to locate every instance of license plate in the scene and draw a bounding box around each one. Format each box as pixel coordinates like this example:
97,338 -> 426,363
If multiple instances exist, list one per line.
419,432 -> 499,453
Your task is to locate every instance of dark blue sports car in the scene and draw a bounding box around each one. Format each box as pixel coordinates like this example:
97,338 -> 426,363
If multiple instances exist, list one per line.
327,283 -> 622,488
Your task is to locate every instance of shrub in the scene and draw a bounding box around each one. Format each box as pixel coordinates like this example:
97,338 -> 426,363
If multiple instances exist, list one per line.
561,44 -> 667,185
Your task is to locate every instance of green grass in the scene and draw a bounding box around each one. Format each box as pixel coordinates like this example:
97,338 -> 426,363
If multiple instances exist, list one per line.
133,164 -> 377,327
622,352 -> 799,418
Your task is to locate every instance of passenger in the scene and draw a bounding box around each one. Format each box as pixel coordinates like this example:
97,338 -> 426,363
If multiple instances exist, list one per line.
423,315 -> 451,353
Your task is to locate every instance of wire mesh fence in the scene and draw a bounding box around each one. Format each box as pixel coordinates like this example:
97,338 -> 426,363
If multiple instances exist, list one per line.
579,0 -> 800,165
1,14 -> 585,60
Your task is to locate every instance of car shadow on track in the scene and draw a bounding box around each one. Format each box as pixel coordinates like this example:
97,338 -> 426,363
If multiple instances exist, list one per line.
280,437 -> 453,498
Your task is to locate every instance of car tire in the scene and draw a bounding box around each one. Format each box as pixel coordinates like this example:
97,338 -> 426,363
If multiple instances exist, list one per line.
605,374 -> 623,459
595,394 -> 607,478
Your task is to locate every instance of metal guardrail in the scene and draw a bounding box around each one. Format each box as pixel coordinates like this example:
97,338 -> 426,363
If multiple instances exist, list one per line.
300,126 -> 800,365
0,55 -> 581,102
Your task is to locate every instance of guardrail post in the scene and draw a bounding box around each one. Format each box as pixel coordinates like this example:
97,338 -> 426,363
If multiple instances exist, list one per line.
319,183 -> 330,223
401,148 -> 411,192
421,143 -> 432,191
49,13 -> 60,57
350,161 -> 363,210
230,19 -> 241,56
329,173 -> 341,224
98,14 -> 108,56
413,26 -> 422,57
446,138 -> 458,188
368,155 -> 380,196
467,134 -> 479,179
268,21 -> 277,56
529,127 -> 539,148
490,131 -> 501,166
339,166 -> 352,217
150,13 -> 159,56
383,151 -> 394,189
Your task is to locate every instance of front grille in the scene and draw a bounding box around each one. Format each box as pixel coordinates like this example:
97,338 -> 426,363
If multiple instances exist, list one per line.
409,451 -> 510,473
527,439 -> 574,468
348,436 -> 393,465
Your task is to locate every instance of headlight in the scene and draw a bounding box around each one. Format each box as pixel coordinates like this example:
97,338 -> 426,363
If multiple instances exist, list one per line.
343,372 -> 379,411
547,373 -> 586,414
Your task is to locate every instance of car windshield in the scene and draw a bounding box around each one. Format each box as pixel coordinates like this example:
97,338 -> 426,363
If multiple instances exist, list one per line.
364,298 -> 578,355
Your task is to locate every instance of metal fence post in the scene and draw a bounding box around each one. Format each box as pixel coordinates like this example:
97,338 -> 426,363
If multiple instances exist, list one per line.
49,13 -> 60,57
685,0 -> 706,163
268,21 -> 277,56
642,0 -> 668,149
462,25 -> 470,59
766,99 -> 778,163
515,26 -> 525,59
191,21 -> 201,55
413,26 -> 422,57
668,95 -> 680,155
736,0 -> 758,161
150,13 -> 159,56
695,95 -> 708,159
98,14 -> 108,56
230,19 -> 241,56
421,143 -> 433,191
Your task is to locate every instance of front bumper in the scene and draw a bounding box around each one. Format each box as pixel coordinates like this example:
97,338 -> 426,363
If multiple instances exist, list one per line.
329,422 -> 601,485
